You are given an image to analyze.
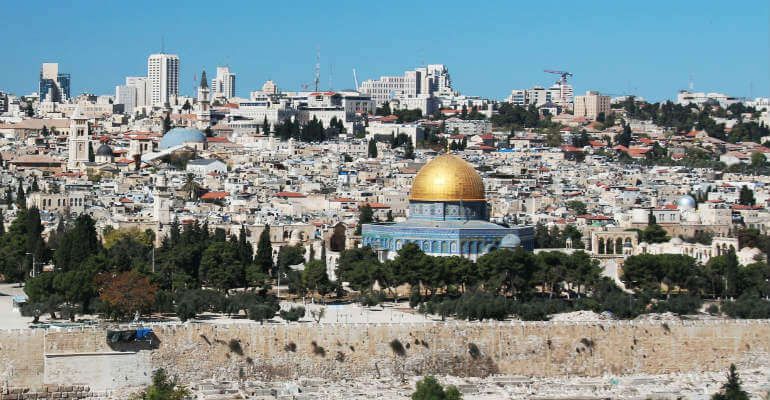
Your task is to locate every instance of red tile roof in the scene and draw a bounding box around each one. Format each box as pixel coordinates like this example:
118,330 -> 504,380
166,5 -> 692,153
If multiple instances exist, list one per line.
200,191 -> 229,200
274,191 -> 306,198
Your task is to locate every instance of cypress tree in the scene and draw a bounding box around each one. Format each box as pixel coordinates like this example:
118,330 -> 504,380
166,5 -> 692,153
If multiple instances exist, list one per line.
88,142 -> 95,162
15,181 -> 26,209
256,224 -> 273,274
368,139 -> 378,158
0,208 -> 4,236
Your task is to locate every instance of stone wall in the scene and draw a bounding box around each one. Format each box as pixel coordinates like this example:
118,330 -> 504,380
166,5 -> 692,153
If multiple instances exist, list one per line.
1,320 -> 769,391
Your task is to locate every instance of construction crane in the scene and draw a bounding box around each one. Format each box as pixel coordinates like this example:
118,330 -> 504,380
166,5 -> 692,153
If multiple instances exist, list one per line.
544,69 -> 573,84
544,69 -> 573,108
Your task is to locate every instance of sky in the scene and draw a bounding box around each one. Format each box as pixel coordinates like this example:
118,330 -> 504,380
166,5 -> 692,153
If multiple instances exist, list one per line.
0,0 -> 768,102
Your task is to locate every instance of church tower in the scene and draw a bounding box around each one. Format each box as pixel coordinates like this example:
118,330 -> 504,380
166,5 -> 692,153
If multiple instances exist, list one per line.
196,69 -> 211,129
67,106 -> 90,169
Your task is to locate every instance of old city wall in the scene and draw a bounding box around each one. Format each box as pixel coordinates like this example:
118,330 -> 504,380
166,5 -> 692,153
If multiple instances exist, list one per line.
1,320 -> 769,390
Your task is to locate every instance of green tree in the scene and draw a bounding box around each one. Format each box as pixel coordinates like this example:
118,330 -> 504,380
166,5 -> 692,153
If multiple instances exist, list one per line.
566,200 -> 587,215
162,113 -> 172,134
356,204 -> 374,235
199,241 -> 245,292
15,180 -> 26,209
302,259 -> 331,297
750,151 -> 765,170
262,116 -> 270,135
54,214 -> 100,272
412,376 -> 462,400
476,248 -> 538,298
640,223 -> 669,243
404,137 -> 415,159
738,185 -> 755,206
711,364 -> 749,400
368,139 -> 378,158
336,247 -> 382,292
88,142 -> 95,162
256,225 -> 273,274
134,368 -> 190,400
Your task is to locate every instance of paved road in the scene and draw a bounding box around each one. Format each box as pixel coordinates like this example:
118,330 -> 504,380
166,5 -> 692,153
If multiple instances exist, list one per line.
0,283 -> 31,329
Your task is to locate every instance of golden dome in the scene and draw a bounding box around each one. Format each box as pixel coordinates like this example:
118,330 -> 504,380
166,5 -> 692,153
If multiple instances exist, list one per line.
409,154 -> 486,202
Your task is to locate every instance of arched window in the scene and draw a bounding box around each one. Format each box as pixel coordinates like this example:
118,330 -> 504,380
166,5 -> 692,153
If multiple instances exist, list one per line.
450,242 -> 457,253
615,238 -> 623,254
598,238 -> 605,254
441,241 -> 448,254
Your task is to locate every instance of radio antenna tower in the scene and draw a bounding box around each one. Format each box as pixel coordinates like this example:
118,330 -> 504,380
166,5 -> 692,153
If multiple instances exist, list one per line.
314,46 -> 321,92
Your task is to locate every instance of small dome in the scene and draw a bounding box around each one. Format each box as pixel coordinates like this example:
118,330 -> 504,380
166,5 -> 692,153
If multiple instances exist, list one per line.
95,143 -> 113,157
410,154 -> 485,202
499,234 -> 521,248
676,195 -> 696,210
159,127 -> 207,150
670,237 -> 684,245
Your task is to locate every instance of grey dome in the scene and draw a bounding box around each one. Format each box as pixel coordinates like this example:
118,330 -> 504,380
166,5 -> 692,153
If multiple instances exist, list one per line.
499,234 -> 521,249
676,195 -> 696,210
95,143 -> 113,156
159,127 -> 206,150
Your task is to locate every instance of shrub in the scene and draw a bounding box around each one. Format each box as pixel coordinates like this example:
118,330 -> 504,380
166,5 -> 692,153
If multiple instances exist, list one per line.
389,339 -> 406,356
228,339 -> 243,355
279,306 -> 306,322
722,293 -> 770,319
652,295 -> 703,315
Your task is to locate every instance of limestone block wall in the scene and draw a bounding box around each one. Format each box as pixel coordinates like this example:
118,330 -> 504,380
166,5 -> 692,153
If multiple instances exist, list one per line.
1,320 -> 769,391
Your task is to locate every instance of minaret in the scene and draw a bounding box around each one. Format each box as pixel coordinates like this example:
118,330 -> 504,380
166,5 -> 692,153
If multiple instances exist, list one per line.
68,106 -> 90,169
197,69 -> 211,129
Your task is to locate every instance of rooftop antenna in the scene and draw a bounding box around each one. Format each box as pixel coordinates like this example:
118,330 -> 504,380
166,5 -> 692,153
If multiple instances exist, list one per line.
329,62 -> 333,91
314,46 -> 321,92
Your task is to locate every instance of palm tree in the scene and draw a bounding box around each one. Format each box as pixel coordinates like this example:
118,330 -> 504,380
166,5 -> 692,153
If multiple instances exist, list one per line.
182,174 -> 200,201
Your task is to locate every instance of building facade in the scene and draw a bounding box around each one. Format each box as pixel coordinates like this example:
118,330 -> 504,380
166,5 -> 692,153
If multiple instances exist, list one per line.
39,63 -> 70,103
574,91 -> 611,120
147,53 -> 180,107
211,66 -> 236,99
362,154 -> 534,261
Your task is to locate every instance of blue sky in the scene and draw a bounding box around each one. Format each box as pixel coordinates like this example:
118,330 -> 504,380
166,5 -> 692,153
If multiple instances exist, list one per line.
1,0 -> 767,102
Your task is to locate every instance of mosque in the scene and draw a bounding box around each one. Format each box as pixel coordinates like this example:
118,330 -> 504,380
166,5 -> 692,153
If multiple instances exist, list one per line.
362,154 -> 534,261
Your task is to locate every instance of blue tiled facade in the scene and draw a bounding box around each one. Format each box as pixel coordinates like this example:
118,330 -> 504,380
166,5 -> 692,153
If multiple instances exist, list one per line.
362,199 -> 534,260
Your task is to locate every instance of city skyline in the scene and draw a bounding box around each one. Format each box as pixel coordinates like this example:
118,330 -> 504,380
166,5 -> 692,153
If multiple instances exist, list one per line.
1,0 -> 768,102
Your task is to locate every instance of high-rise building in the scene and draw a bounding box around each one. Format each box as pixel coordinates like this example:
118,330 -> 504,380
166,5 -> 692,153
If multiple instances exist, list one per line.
115,85 -> 137,114
211,66 -> 236,99
125,76 -> 149,107
0,91 -> 8,114
360,64 -> 453,107
39,63 -> 71,103
574,91 -> 611,120
147,54 -> 180,106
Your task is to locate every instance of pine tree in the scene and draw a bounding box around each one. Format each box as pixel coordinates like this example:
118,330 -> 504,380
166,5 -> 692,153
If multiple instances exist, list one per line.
88,141 -> 95,162
30,176 -> 39,192
0,208 -> 5,236
308,244 -> 315,261
262,116 -> 270,136
739,186 -> 755,206
711,364 -> 749,400
368,139 -> 378,158
237,225 -> 253,265
15,181 -> 26,209
4,188 -> 12,206
256,224 -> 273,274
320,242 -> 326,266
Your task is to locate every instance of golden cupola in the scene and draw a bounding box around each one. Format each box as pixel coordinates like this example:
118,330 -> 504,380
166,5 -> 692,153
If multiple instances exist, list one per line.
409,154 -> 486,202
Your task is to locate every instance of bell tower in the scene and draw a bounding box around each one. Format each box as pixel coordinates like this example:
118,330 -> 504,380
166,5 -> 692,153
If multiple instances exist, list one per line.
68,106 -> 90,169
196,69 -> 211,129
